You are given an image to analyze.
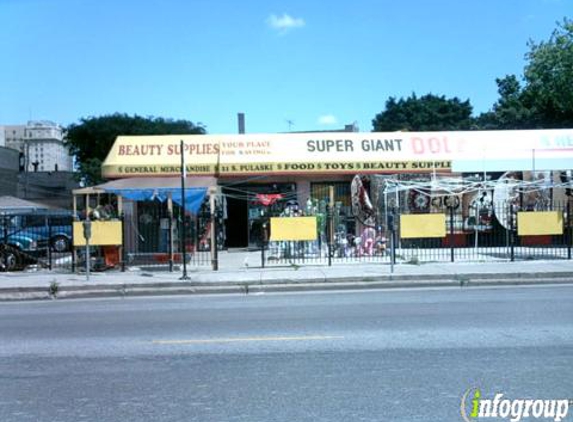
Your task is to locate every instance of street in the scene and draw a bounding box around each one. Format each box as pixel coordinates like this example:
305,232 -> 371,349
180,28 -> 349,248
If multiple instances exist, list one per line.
0,285 -> 572,421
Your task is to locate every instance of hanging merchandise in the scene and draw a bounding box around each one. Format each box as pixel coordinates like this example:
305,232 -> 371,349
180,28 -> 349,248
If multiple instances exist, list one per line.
408,190 -> 430,213
493,172 -> 521,231
465,190 -> 494,232
351,175 -> 376,227
444,195 -> 461,210
254,193 -> 284,206
521,171 -> 552,211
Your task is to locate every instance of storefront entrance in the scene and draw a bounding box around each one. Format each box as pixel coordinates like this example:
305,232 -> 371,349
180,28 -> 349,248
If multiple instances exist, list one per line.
222,183 -> 296,249
224,191 -> 248,248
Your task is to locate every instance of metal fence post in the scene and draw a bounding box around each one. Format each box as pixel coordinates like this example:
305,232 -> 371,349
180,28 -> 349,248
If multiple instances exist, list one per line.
2,216 -> 8,269
389,218 -> 395,273
120,214 -> 126,272
449,205 -> 455,263
388,209 -> 396,269
47,217 -> 52,271
261,219 -> 267,268
391,225 -> 397,269
510,203 -> 515,262
210,188 -> 218,271
168,210 -> 174,272
328,185 -> 334,267
71,218 -> 76,273
326,204 -> 332,267
82,218 -> 92,281
566,202 -> 573,259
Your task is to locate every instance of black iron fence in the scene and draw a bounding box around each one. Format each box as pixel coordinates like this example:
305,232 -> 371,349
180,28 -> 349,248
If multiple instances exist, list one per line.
261,199 -> 572,267
120,200 -> 212,270
0,200 -> 215,273
2,198 -> 571,272
0,212 -> 74,272
394,199 -> 572,263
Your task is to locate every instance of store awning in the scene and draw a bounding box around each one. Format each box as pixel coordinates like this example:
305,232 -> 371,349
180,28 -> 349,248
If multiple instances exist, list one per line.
73,177 -> 217,214
101,129 -> 573,178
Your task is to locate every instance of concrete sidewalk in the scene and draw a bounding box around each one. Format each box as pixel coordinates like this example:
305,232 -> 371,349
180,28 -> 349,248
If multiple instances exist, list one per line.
1,258 -> 573,301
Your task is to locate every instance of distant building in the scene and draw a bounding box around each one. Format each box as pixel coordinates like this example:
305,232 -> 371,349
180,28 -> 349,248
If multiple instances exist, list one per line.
0,126 -> 5,147
0,121 -> 78,208
0,146 -> 19,196
18,170 -> 79,209
3,121 -> 73,172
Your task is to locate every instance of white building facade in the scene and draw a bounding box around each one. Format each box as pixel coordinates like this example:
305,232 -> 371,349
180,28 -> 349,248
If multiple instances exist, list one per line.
3,121 -> 73,172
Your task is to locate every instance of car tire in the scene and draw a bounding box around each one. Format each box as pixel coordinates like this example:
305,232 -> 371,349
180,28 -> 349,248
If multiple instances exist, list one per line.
1,246 -> 22,272
52,235 -> 70,253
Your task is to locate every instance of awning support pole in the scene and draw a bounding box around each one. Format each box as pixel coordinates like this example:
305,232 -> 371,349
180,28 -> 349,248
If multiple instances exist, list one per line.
210,187 -> 219,271
179,140 -> 190,280
167,194 -> 174,272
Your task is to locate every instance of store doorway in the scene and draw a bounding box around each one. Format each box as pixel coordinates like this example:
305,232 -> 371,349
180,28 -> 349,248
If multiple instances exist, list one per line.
224,190 -> 249,248
222,183 -> 296,249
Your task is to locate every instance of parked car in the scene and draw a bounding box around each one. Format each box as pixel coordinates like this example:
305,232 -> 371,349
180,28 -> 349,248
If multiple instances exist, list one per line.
3,213 -> 73,252
0,212 -> 73,271
25,214 -> 72,252
0,231 -> 45,271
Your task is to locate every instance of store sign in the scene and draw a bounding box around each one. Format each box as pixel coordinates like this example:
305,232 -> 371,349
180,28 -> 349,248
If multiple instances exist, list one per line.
73,221 -> 123,246
517,211 -> 564,236
270,217 -> 317,241
101,130 -> 573,178
400,214 -> 447,239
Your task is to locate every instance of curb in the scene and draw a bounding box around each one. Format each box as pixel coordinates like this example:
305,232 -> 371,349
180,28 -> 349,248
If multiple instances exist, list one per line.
1,273 -> 573,301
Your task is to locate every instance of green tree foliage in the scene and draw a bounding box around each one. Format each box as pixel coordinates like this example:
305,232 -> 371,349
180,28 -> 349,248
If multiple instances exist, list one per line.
477,18 -> 573,129
372,93 -> 473,132
524,18 -> 573,127
65,113 -> 205,185
475,75 -> 534,129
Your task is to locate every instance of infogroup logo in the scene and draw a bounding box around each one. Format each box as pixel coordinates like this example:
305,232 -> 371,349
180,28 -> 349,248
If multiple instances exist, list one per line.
461,388 -> 570,422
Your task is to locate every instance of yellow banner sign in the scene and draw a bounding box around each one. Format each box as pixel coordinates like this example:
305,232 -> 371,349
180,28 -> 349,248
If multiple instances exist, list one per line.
73,221 -> 123,246
517,211 -> 563,236
400,214 -> 446,239
270,217 -> 317,241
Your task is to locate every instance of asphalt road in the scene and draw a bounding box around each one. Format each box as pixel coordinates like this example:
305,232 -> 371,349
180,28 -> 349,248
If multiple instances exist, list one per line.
0,285 -> 572,422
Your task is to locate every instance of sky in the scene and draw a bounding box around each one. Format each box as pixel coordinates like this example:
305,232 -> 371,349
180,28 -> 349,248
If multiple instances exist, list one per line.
0,0 -> 571,134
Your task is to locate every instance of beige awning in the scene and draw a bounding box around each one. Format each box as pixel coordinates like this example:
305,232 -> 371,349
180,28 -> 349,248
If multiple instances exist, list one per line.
101,130 -> 573,178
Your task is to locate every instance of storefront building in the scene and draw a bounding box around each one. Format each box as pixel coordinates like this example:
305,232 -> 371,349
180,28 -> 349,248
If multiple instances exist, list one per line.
101,129 -> 573,250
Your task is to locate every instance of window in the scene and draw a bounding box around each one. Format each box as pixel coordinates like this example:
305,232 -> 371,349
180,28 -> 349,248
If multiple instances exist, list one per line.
310,182 -> 351,206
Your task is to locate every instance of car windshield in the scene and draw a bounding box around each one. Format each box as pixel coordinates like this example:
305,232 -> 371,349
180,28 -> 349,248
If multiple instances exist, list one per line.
1,216 -> 20,230
22,215 -> 49,227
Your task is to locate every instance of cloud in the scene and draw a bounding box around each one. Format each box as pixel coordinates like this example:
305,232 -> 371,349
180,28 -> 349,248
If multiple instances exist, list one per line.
318,114 -> 337,125
267,13 -> 305,34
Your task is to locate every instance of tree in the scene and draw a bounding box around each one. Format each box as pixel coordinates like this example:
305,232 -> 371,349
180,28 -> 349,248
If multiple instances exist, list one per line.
523,18 -> 573,128
475,75 -> 534,129
65,113 -> 205,185
372,93 -> 473,132
478,18 -> 573,129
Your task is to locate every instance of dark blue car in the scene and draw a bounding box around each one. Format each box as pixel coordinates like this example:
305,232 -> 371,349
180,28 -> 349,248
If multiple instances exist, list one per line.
14,214 -> 73,253
1,212 -> 73,271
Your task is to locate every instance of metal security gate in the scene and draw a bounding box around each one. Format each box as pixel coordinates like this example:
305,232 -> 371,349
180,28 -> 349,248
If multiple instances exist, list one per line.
262,182 -> 390,267
260,187 -> 572,268
394,199 -> 572,264
122,200 -> 212,269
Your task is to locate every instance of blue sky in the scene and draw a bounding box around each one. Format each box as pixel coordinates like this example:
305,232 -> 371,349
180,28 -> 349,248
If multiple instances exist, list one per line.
0,0 -> 570,134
